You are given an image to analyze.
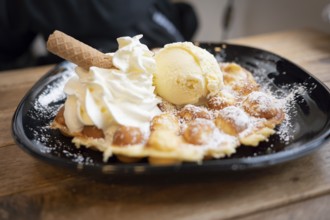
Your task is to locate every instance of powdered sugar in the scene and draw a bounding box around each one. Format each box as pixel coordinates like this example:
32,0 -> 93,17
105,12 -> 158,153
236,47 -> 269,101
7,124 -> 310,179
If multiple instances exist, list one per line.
26,64 -> 97,166
29,67 -> 73,120
28,123 -> 95,165
184,118 -> 238,152
218,106 -> 250,130
245,91 -> 273,110
275,83 -> 313,144
233,59 -> 318,145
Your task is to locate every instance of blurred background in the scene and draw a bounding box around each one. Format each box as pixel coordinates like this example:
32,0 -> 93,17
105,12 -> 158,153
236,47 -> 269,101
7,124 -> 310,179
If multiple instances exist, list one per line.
177,0 -> 330,41
1,0 -> 330,70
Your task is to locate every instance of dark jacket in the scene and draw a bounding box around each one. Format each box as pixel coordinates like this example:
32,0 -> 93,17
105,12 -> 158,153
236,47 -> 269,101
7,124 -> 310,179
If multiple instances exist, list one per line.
0,0 -> 198,70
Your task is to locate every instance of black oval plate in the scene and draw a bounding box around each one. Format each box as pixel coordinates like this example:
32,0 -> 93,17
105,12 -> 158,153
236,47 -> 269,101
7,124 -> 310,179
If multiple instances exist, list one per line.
12,43 -> 330,176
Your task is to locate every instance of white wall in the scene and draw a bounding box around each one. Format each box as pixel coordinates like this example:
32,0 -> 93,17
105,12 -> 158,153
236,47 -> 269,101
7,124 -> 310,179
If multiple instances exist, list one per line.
176,0 -> 330,41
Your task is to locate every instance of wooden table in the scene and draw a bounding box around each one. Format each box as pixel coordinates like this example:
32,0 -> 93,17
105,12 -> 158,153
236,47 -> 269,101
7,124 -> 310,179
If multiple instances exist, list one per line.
1,28 -> 330,220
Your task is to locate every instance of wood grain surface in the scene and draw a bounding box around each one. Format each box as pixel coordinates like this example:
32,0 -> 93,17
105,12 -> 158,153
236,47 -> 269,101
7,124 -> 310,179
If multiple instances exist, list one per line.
0,28 -> 330,220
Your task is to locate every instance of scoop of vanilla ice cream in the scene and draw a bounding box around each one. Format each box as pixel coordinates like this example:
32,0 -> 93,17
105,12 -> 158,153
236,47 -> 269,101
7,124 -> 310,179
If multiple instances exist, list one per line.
154,42 -> 223,105
63,35 -> 161,134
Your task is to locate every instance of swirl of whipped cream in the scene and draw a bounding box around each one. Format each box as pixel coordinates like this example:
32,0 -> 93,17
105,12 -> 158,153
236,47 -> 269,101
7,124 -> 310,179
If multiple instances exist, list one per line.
63,35 -> 161,133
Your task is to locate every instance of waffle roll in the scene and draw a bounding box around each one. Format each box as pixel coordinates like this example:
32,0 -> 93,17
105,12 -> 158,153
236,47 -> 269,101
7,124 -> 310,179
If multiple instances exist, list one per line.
47,30 -> 113,69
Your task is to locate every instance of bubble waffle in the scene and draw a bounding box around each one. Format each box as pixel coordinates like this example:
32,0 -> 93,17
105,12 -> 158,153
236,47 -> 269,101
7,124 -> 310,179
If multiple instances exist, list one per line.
53,61 -> 285,165
48,31 -> 285,164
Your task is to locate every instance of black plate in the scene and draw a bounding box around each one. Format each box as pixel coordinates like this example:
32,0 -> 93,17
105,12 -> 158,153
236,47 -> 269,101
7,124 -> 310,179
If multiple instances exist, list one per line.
12,43 -> 330,176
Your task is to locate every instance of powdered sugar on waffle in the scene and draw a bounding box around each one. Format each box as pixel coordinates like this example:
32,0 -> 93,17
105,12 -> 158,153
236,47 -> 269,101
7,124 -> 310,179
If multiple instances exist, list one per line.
218,106 -> 250,130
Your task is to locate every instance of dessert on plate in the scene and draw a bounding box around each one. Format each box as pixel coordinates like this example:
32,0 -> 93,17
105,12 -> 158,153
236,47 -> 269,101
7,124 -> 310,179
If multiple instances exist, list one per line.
48,30 -> 285,165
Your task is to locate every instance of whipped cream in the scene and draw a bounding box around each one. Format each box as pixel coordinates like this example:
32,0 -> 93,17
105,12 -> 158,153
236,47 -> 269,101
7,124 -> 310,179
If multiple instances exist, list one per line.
63,35 -> 161,133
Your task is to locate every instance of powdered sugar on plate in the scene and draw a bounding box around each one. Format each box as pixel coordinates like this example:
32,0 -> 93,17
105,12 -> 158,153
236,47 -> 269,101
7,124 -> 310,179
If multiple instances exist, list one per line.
25,64 -> 97,166
242,61 -> 317,144
29,67 -> 73,120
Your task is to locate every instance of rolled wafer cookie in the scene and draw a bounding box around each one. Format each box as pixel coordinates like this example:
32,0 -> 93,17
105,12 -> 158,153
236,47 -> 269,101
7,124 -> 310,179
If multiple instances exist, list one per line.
47,30 -> 113,69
